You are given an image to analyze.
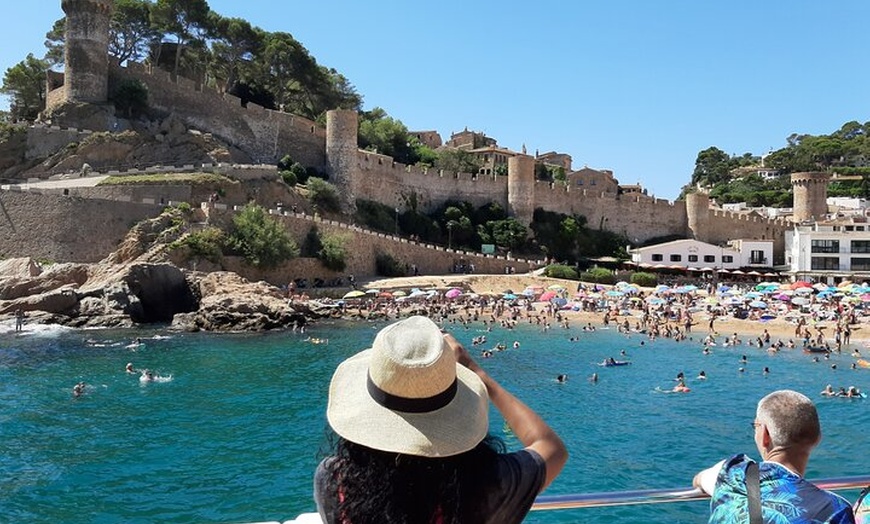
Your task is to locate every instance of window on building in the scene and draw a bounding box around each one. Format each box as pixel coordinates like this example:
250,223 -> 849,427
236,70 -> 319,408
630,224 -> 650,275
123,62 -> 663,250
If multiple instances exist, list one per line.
859,226 -> 866,231
651,254 -> 663,262
811,239 -> 839,253
688,254 -> 698,262
703,255 -> 715,263
851,258 -> 870,271
722,255 -> 734,263
749,250 -> 765,265
576,180 -> 584,186
810,257 -> 839,270
846,226 -> 854,231
852,240 -> 870,254
670,254 -> 682,262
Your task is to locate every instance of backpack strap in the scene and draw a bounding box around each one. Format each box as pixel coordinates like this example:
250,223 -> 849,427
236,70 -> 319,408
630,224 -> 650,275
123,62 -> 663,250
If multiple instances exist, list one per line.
746,461 -> 763,524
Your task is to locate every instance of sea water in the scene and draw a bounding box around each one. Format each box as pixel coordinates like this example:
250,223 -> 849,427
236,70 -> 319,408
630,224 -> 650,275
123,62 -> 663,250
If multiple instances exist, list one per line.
1,319 -> 867,523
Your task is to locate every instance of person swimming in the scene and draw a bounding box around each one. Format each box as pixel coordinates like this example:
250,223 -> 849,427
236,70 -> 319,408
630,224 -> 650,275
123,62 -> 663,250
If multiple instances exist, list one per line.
763,366 -> 770,375
590,372 -> 599,383
72,382 -> 85,398
556,374 -> 568,383
697,371 -> 707,380
821,384 -> 836,397
125,362 -> 135,374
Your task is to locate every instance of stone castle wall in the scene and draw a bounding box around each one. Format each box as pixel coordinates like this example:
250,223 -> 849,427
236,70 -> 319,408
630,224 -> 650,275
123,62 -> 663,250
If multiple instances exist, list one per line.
204,207 -> 537,286
354,151 -> 506,212
111,63 -> 326,168
25,126 -> 93,160
0,189 -> 163,262
535,183 -> 690,242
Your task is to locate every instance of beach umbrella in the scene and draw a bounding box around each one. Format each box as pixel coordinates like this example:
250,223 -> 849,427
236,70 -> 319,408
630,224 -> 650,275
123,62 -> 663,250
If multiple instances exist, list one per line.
552,297 -> 568,307
502,289 -> 514,294
647,297 -> 665,305
861,293 -> 870,302
408,290 -> 428,298
812,283 -> 830,292
521,288 -> 537,296
745,292 -> 762,299
791,281 -> 813,290
623,285 -> 640,294
547,284 -> 566,291
502,293 -> 518,300
774,293 -> 791,301
791,297 -> 810,306
794,287 -> 814,295
538,291 -> 557,301
731,270 -> 746,275
749,300 -> 767,308
378,291 -> 393,298
655,284 -> 670,293
365,288 -> 380,294
343,290 -> 365,299
445,288 -> 462,299
392,290 -> 407,297
605,290 -> 624,297
718,284 -> 731,292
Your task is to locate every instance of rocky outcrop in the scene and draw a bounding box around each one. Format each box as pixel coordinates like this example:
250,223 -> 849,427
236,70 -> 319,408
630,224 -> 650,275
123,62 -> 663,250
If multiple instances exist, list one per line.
170,272 -> 305,332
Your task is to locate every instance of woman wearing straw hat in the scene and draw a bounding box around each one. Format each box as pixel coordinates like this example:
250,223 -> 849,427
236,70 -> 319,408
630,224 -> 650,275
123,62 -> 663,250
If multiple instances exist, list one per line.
315,315 -> 568,523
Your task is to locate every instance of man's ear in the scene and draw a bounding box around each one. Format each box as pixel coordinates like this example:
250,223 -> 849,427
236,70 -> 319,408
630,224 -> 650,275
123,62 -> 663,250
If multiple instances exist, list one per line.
761,425 -> 773,450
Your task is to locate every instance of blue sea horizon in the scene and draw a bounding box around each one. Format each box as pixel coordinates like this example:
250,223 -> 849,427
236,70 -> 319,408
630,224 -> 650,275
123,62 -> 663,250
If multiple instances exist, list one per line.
1,319 -> 866,523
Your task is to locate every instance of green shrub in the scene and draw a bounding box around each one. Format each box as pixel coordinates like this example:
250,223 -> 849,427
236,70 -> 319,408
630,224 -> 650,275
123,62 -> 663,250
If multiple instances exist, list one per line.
318,233 -> 349,271
543,264 -> 578,280
630,271 -> 657,288
226,203 -> 299,268
280,170 -> 297,187
580,266 -> 615,284
306,177 -> 341,213
170,227 -> 224,263
111,78 -> 148,117
376,252 -> 406,277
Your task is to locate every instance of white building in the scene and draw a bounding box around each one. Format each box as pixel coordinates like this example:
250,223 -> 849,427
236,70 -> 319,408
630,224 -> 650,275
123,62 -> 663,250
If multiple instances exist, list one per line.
785,217 -> 870,284
628,238 -> 773,271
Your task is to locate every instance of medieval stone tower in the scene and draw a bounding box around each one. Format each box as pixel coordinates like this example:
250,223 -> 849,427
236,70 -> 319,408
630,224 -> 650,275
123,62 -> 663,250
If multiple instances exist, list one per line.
790,172 -> 830,222
507,155 -> 535,227
61,0 -> 114,104
325,109 -> 360,212
685,191 -> 711,241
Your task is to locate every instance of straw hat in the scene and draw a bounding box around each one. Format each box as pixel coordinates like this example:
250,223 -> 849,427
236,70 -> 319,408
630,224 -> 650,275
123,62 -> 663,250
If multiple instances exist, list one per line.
327,315 -> 489,457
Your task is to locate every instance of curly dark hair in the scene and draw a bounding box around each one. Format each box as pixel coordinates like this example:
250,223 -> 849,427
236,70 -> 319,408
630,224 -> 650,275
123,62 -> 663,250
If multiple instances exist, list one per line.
321,433 -> 506,523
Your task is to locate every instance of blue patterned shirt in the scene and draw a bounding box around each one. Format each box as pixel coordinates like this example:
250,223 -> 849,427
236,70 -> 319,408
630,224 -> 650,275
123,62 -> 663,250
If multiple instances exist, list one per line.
710,454 -> 855,524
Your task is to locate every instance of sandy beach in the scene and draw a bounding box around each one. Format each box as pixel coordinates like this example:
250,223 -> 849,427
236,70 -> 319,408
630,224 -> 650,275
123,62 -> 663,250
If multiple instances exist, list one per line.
361,273 -> 870,345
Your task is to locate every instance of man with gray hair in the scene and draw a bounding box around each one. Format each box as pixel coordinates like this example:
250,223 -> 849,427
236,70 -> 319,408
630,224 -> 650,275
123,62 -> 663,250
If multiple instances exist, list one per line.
693,390 -> 854,523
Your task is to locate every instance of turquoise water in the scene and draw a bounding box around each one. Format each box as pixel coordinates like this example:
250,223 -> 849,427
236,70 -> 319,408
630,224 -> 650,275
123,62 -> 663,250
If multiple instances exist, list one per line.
1,319 -> 867,523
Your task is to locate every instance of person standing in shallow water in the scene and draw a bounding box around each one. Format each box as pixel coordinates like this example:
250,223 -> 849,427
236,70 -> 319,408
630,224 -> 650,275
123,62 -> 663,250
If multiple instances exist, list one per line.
693,389 -> 855,523
314,315 -> 567,524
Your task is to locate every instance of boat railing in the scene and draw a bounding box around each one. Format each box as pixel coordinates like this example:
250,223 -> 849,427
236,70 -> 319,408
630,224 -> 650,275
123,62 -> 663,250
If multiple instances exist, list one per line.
263,474 -> 870,523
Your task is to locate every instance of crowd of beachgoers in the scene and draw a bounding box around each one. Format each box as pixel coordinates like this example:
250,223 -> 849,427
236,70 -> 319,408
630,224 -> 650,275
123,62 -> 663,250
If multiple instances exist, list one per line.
301,276 -> 870,396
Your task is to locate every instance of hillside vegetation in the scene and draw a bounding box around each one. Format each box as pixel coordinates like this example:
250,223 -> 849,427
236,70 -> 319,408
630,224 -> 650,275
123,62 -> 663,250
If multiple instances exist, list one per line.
684,120 -> 870,206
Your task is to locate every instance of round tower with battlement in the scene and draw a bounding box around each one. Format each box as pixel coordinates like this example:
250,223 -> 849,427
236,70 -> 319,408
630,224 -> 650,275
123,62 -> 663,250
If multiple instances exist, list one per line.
61,0 -> 113,104
790,172 -> 830,222
507,155 -> 535,227
325,109 -> 360,212
685,191 -> 711,241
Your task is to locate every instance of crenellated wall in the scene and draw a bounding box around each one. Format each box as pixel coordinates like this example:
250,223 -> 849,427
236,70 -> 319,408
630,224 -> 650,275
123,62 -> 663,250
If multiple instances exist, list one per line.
105,63 -> 326,168
354,151 -> 506,212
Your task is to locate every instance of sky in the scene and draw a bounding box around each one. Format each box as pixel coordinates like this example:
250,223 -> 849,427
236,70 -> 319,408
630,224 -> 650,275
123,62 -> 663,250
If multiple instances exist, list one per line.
2,1 -> 869,200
